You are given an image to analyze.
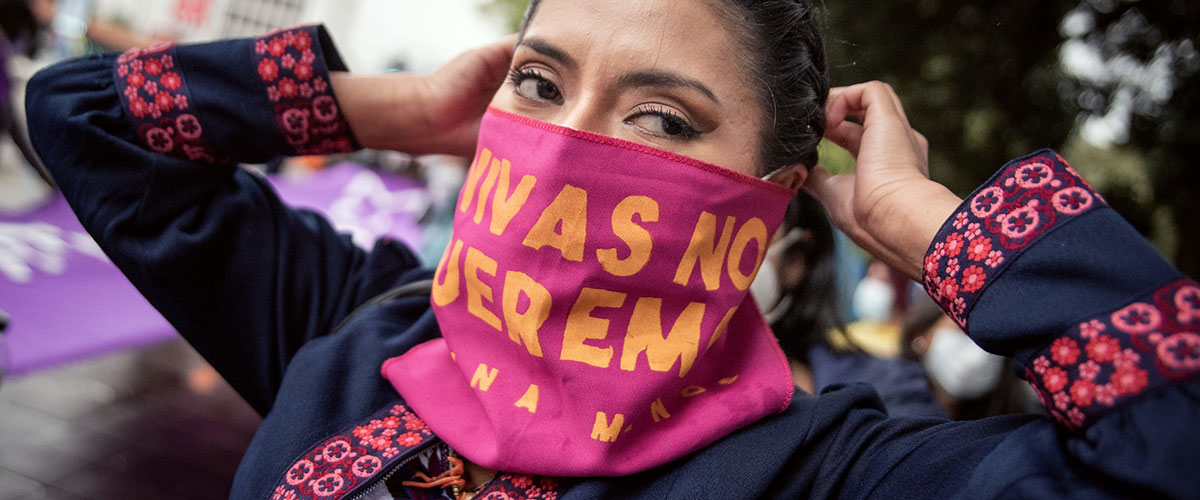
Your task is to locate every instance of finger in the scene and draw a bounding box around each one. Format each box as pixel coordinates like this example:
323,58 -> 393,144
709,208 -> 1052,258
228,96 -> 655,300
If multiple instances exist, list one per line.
802,164 -> 833,199
823,119 -> 864,157
829,81 -> 910,130
472,34 -> 518,83
881,83 -> 909,126
802,166 -> 853,224
802,166 -> 912,275
826,87 -> 850,125
912,130 -> 930,176
441,34 -> 517,87
480,33 -> 518,63
864,81 -> 911,127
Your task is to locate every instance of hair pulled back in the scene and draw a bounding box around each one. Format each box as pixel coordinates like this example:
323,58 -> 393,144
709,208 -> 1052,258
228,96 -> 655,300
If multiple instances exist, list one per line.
520,0 -> 829,175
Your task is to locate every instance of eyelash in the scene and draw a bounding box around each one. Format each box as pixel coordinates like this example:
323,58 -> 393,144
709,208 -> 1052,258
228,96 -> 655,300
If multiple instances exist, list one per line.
508,67 -> 561,103
508,65 -> 703,141
629,104 -> 702,140
507,66 -> 537,87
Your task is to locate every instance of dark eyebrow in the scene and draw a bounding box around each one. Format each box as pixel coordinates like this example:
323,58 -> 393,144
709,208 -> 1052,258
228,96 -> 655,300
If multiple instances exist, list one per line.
518,37 -> 577,70
618,70 -> 720,105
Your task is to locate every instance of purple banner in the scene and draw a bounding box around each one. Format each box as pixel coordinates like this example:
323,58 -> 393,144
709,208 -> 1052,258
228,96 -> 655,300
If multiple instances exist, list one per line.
0,163 -> 426,375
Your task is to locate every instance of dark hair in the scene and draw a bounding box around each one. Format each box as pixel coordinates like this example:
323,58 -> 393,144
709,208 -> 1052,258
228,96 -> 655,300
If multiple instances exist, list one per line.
519,0 -> 829,174
768,191 -> 849,361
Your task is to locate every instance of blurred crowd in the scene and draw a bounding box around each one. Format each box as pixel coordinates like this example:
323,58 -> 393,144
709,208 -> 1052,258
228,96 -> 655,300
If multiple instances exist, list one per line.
757,192 -> 1041,420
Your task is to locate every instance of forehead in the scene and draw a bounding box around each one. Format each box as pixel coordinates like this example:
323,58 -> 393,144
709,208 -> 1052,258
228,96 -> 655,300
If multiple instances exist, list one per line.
523,0 -> 751,92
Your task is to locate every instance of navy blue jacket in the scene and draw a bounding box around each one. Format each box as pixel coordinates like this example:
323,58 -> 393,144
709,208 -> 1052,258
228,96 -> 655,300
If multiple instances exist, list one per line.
26,26 -> 1200,499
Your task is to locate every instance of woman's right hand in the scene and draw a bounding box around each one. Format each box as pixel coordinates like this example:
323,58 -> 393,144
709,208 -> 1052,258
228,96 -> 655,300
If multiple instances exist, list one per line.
331,35 -> 517,157
804,82 -> 962,282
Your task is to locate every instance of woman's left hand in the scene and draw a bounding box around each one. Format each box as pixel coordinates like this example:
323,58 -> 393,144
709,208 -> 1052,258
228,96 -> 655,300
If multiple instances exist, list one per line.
804,82 -> 962,281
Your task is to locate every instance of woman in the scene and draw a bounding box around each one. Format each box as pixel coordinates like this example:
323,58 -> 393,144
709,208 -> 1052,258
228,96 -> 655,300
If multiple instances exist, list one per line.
26,0 -> 1199,498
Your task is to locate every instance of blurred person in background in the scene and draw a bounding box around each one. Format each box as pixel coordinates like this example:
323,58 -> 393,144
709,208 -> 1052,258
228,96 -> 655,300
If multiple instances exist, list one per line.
1,0 -> 56,199
757,191 -> 946,418
840,258 -> 910,357
1,0 -> 170,212
901,297 -> 1039,420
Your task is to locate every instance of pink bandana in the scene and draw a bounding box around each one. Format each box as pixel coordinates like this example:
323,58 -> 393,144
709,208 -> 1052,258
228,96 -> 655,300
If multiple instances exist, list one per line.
383,108 -> 795,476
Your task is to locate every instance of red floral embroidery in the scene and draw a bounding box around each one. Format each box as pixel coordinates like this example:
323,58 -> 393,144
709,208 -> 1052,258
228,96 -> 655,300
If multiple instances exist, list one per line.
965,236 -> 992,262
945,258 -> 961,278
1025,279 -> 1200,430
960,265 -> 987,293
271,402 -> 435,500
1078,360 -> 1100,380
1069,379 -> 1096,407
472,474 -> 564,500
1043,366 -> 1068,393
923,152 -> 1106,326
1085,334 -> 1120,362
1049,338 -> 1080,365
160,72 -> 182,90
114,44 -> 221,163
403,415 -> 427,431
1079,319 -> 1105,339
944,233 -> 964,258
255,26 -> 356,155
258,58 -> 279,82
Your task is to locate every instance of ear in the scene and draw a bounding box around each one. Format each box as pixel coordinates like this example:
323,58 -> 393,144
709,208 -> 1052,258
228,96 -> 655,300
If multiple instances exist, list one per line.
773,164 -> 808,190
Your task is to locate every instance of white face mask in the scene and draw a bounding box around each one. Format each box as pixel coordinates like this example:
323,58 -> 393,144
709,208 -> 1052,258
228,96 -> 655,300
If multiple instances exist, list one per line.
851,277 -> 894,323
750,228 -> 805,321
923,327 -> 1005,399
750,256 -> 781,316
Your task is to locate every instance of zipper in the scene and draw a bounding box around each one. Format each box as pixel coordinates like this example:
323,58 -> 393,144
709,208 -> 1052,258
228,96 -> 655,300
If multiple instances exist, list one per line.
343,439 -> 449,500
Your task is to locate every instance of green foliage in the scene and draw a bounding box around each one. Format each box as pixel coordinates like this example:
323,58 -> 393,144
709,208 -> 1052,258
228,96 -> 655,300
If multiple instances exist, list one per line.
821,1 -> 1075,196
1063,1 -> 1200,275
479,0 -> 530,33
821,0 -> 1197,274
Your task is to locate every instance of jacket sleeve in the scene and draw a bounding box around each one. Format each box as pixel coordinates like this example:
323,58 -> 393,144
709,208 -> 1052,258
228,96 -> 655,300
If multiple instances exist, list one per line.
839,150 -> 1200,499
709,151 -> 1200,500
25,25 -> 425,414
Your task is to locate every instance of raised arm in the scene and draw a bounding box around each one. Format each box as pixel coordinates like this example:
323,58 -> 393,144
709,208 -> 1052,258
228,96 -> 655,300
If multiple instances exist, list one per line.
25,26 -> 512,414
800,81 -> 1200,498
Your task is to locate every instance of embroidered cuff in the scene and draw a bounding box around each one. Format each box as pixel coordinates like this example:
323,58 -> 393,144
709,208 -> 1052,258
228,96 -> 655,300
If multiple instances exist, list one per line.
273,402 -> 434,499
114,26 -> 357,164
922,150 -> 1107,327
115,44 -> 224,163
271,400 -> 565,499
253,25 -> 357,156
1024,279 -> 1200,430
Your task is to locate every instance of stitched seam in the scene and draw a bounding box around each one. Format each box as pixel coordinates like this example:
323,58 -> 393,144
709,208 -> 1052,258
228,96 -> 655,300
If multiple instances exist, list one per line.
487,106 -> 797,197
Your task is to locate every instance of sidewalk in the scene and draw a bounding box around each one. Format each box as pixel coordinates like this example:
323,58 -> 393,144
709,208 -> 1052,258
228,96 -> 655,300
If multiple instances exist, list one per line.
0,339 -> 260,500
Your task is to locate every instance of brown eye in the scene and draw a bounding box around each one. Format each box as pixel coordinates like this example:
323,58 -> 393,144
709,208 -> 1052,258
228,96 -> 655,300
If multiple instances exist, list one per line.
511,69 -> 563,104
627,106 -> 701,140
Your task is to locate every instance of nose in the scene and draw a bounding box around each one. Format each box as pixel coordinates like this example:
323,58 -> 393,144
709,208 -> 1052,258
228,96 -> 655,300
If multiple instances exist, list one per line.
553,95 -> 611,136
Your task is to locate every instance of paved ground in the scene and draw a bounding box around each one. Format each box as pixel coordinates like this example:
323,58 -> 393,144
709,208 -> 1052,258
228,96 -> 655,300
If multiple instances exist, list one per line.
0,339 -> 261,499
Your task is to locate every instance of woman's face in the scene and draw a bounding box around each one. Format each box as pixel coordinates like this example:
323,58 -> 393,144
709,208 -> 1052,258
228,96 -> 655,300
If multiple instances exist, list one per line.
489,0 -> 766,176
